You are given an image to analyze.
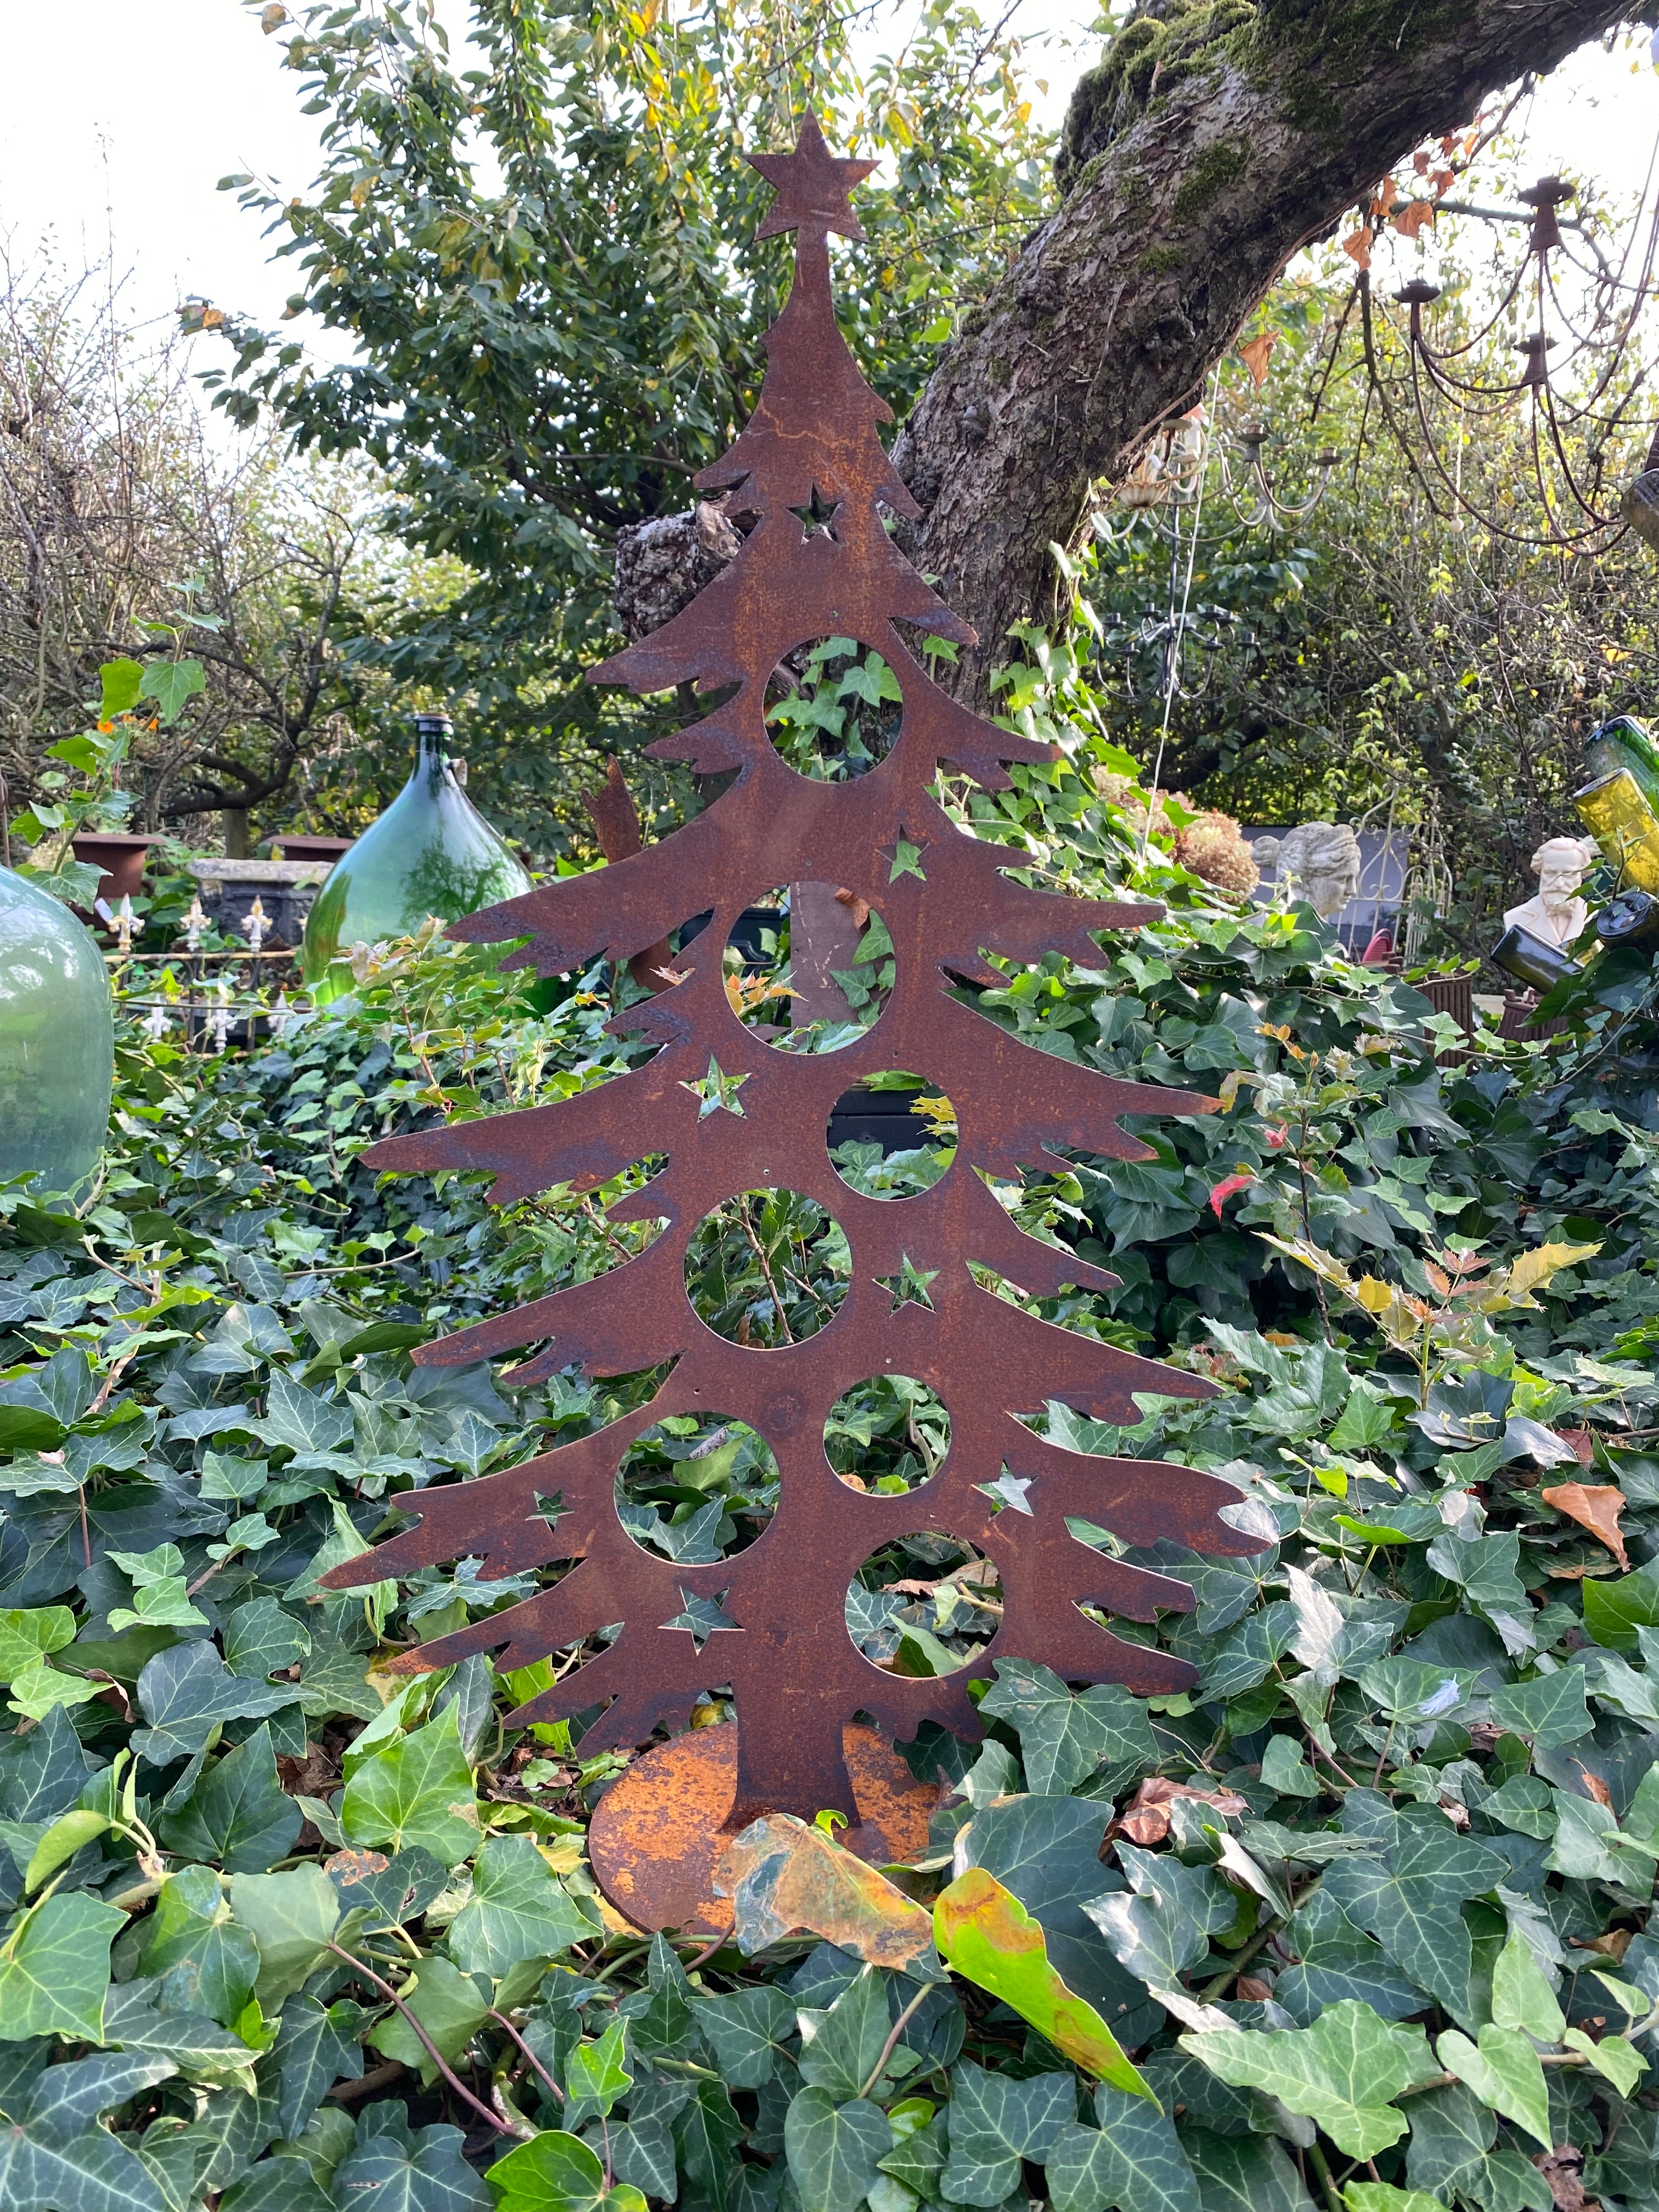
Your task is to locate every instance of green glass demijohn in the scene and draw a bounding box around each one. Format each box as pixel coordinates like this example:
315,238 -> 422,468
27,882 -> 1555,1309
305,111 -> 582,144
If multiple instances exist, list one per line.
0,865 -> 114,1193
302,714 -> 533,1003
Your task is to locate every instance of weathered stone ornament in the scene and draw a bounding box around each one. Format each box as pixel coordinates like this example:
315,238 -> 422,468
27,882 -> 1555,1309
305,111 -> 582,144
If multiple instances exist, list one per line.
325,117 -> 1266,1929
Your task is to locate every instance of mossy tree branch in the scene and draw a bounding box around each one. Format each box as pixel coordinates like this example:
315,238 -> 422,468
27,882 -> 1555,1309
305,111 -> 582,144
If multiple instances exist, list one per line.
892,0 -> 1643,698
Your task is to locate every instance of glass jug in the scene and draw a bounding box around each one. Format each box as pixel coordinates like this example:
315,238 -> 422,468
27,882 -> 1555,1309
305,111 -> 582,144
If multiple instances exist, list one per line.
0,866 -> 114,1192
302,715 -> 532,1003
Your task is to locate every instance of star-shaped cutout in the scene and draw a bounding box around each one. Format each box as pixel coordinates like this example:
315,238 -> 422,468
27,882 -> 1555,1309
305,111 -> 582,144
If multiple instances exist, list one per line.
788,486 -> 843,541
877,1255 -> 939,1313
974,1471 -> 1035,1516
748,115 -> 877,241
680,1056 -> 750,1119
659,1587 -> 740,1652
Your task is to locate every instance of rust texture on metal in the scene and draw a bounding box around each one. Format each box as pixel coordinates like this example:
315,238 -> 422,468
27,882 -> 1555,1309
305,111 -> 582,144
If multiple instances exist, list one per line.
587,1721 -> 937,1939
324,115 -> 1266,1845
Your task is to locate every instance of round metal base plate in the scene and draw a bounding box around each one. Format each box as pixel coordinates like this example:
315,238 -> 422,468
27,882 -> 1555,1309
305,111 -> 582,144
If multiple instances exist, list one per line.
588,1721 -> 940,1936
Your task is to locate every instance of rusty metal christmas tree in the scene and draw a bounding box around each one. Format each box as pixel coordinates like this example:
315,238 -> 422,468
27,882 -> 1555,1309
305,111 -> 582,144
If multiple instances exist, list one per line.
326,119 -> 1263,1893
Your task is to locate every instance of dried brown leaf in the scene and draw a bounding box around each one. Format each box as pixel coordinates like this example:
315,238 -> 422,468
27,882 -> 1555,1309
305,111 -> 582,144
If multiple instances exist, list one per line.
1115,1774 -> 1248,1845
1237,331 -> 1277,388
1541,1482 -> 1629,1570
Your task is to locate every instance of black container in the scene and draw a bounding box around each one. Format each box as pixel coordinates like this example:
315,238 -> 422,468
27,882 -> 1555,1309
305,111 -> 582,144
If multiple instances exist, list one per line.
1491,922 -> 1582,992
1595,888 -> 1659,950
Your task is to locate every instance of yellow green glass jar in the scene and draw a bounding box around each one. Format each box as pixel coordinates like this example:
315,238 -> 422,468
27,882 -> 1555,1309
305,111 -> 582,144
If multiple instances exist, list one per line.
302,716 -> 533,1003
0,865 -> 114,1192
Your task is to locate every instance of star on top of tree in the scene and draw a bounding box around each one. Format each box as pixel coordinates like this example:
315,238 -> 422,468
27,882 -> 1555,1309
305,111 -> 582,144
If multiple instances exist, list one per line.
748,114 -> 877,241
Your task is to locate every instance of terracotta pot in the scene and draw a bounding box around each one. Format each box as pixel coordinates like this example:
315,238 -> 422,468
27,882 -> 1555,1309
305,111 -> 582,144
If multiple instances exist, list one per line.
270,834 -> 354,865
70,833 -> 161,911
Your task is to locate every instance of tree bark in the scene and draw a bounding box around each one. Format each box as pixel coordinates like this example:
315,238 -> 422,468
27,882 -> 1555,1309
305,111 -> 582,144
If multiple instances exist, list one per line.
891,0 -> 1638,699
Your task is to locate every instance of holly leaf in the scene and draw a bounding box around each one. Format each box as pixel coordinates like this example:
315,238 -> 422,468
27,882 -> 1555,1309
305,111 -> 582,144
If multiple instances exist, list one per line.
0,1891 -> 124,2042
340,1708 -> 480,1866
228,1866 -> 341,2009
783,2089 -> 891,2212
1435,2025 -> 1551,2150
1045,2085 -> 1199,2212
978,1659 -> 1157,1795
1181,2000 -> 1436,2159
937,1867 -> 1154,2098
445,1836 -> 596,1976
158,1725 -> 302,1874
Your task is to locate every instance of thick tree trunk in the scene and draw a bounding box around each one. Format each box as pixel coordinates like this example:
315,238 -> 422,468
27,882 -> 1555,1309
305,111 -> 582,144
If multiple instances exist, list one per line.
891,0 -> 1635,698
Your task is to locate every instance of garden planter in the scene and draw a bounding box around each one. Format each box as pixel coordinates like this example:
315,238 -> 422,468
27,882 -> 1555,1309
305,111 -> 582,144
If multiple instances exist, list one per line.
188,858 -> 329,950
70,831 -> 161,913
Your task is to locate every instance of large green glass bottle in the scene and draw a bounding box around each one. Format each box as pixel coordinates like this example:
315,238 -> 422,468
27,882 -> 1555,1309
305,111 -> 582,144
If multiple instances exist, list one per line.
302,716 -> 533,1003
0,866 -> 114,1192
1583,717 -> 1659,815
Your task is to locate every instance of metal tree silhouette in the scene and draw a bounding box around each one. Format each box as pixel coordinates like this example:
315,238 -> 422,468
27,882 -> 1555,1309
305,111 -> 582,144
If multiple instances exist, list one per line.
325,118 -> 1265,1827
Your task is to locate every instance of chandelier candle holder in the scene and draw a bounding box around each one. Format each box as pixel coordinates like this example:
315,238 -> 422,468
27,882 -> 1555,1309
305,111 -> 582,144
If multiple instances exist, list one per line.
324,118 -> 1266,1933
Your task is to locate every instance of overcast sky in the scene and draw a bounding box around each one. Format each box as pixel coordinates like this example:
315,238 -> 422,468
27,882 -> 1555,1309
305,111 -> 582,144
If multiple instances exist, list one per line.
2,2 -> 1654,348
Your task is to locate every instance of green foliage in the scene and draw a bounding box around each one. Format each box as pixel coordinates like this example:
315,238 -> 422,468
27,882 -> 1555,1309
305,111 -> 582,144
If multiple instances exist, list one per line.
195,1 -> 1053,848
4,715 -> 1659,2209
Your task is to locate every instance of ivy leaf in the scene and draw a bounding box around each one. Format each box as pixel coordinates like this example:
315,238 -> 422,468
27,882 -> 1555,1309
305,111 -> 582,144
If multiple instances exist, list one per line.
936,1867 -> 1154,2099
797,1962 -> 888,2102
158,1725 -> 302,1874
1180,2000 -> 1436,2159
783,2089 -> 891,2212
270,1997 -> 365,2136
0,1707 -> 96,1822
978,1659 -> 1157,1795
1343,2189 -> 1445,2212
367,1957 -> 488,2085
445,1836 -> 596,1976
333,2114 -> 492,2212
669,2078 -> 744,2211
1045,2084 -> 1199,2212
228,1866 -> 341,2009
487,2129 -> 645,2212
252,1372 -> 353,1459
714,1812 -> 933,1966
941,2059 -> 1076,2207
340,1708 -> 481,1866
1491,1928 -> 1565,2043
954,1796 -> 1153,2040
1319,1799 -> 1504,2020
1178,2126 -> 1314,2212
0,2050 -> 177,2212
1489,1669 -> 1592,1751
98,1980 -> 260,2091
562,2018 -> 630,2123
1084,1843 -> 1238,1994
139,658 -> 206,725
691,1985 -> 796,2090
133,1642 -> 294,1768
1435,2025 -> 1551,2150
223,1601 -> 311,1684
137,1865 -> 261,2027
0,1891 -> 124,2042
0,1610 -> 76,1683
1272,1888 -> 1422,2024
